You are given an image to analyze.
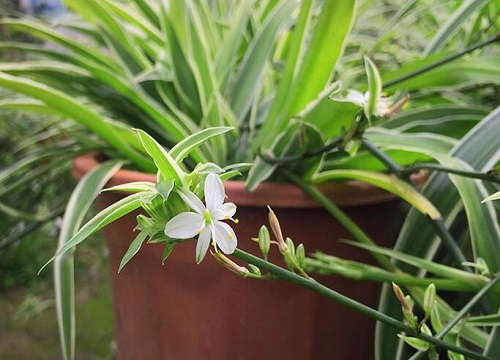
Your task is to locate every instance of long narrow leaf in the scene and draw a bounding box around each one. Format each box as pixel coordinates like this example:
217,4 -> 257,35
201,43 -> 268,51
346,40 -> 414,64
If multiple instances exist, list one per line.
54,161 -> 122,360
313,169 -> 442,220
230,0 -> 298,122
42,192 -> 147,273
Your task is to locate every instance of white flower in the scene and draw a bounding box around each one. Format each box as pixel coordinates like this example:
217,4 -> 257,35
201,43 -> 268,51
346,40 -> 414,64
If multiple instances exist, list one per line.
334,90 -> 391,117
165,173 -> 238,263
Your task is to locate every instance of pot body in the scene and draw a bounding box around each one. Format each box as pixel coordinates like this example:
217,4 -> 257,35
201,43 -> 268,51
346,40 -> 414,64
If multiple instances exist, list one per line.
74,154 -> 403,360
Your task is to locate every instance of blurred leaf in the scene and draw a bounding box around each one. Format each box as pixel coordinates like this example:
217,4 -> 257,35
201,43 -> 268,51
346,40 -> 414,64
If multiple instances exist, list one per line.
230,0 -> 298,123
483,191 -> 500,203
424,0 -> 489,55
0,72 -> 152,170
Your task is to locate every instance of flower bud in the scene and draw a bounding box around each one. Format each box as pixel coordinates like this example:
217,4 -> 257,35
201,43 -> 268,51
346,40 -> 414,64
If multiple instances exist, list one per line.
392,283 -> 411,314
212,252 -> 249,277
295,243 -> 306,268
248,264 -> 262,276
423,283 -> 436,315
267,206 -> 286,251
258,225 -> 271,259
282,238 -> 296,271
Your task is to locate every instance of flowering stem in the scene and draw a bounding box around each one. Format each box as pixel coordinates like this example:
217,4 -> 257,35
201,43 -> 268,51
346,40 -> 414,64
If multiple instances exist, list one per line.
409,272 -> 500,360
231,248 -> 494,360
259,137 -> 343,164
283,169 -> 395,271
402,163 -> 500,184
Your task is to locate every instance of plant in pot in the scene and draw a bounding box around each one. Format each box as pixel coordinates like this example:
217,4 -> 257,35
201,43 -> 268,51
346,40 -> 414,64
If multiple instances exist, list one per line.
1,0 -> 499,359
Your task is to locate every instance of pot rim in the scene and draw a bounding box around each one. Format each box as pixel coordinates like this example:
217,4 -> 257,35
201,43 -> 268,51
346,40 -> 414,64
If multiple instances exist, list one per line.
73,153 -> 421,208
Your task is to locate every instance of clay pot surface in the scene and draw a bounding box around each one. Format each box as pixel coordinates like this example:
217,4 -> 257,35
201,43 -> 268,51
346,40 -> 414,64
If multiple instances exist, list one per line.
73,154 -> 406,360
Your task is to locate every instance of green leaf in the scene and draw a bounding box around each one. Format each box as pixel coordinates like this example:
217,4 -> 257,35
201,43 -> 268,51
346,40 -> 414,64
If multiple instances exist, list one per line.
287,0 -> 356,116
118,230 -> 149,272
64,0 -> 151,70
256,0 -> 356,148
230,0 -> 298,122
162,243 -> 175,264
135,129 -> 186,186
313,170 -> 442,220
41,192 -> 147,274
54,160 -> 122,360
382,105 -> 487,139
102,182 -> 156,194
169,127 -> 233,163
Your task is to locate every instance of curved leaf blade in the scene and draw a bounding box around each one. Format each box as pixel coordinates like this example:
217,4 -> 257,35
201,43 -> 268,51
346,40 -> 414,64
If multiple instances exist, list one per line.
54,160 -> 122,360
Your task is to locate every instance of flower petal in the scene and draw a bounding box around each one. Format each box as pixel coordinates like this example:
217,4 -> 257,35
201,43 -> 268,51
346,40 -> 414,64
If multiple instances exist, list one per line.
165,212 -> 203,239
212,221 -> 237,254
195,226 -> 211,264
211,202 -> 237,221
346,90 -> 366,107
178,187 -> 206,214
205,173 -> 225,210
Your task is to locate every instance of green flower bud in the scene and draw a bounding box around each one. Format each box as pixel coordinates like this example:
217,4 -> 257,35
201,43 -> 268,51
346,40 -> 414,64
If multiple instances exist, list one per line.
258,225 -> 271,259
420,323 -> 433,337
295,243 -> 306,268
424,283 -> 436,315
248,264 -> 262,276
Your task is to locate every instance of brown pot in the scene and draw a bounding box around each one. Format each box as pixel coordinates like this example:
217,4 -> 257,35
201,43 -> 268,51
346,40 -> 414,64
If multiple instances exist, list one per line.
73,153 -> 407,360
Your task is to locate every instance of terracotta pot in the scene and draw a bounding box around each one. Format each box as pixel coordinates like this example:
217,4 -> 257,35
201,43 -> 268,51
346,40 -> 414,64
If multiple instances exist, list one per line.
73,153 -> 408,360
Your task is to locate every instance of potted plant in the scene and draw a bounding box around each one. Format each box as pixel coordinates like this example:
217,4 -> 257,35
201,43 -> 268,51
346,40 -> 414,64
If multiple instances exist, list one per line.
1,0 -> 499,359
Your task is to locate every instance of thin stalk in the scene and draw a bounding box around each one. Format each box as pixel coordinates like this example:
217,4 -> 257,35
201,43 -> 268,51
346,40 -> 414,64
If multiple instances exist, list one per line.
232,248 -> 495,360
402,163 -> 500,184
361,138 -> 410,181
383,35 -> 500,88
259,137 -> 343,164
284,170 -> 395,271
409,272 -> 500,360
